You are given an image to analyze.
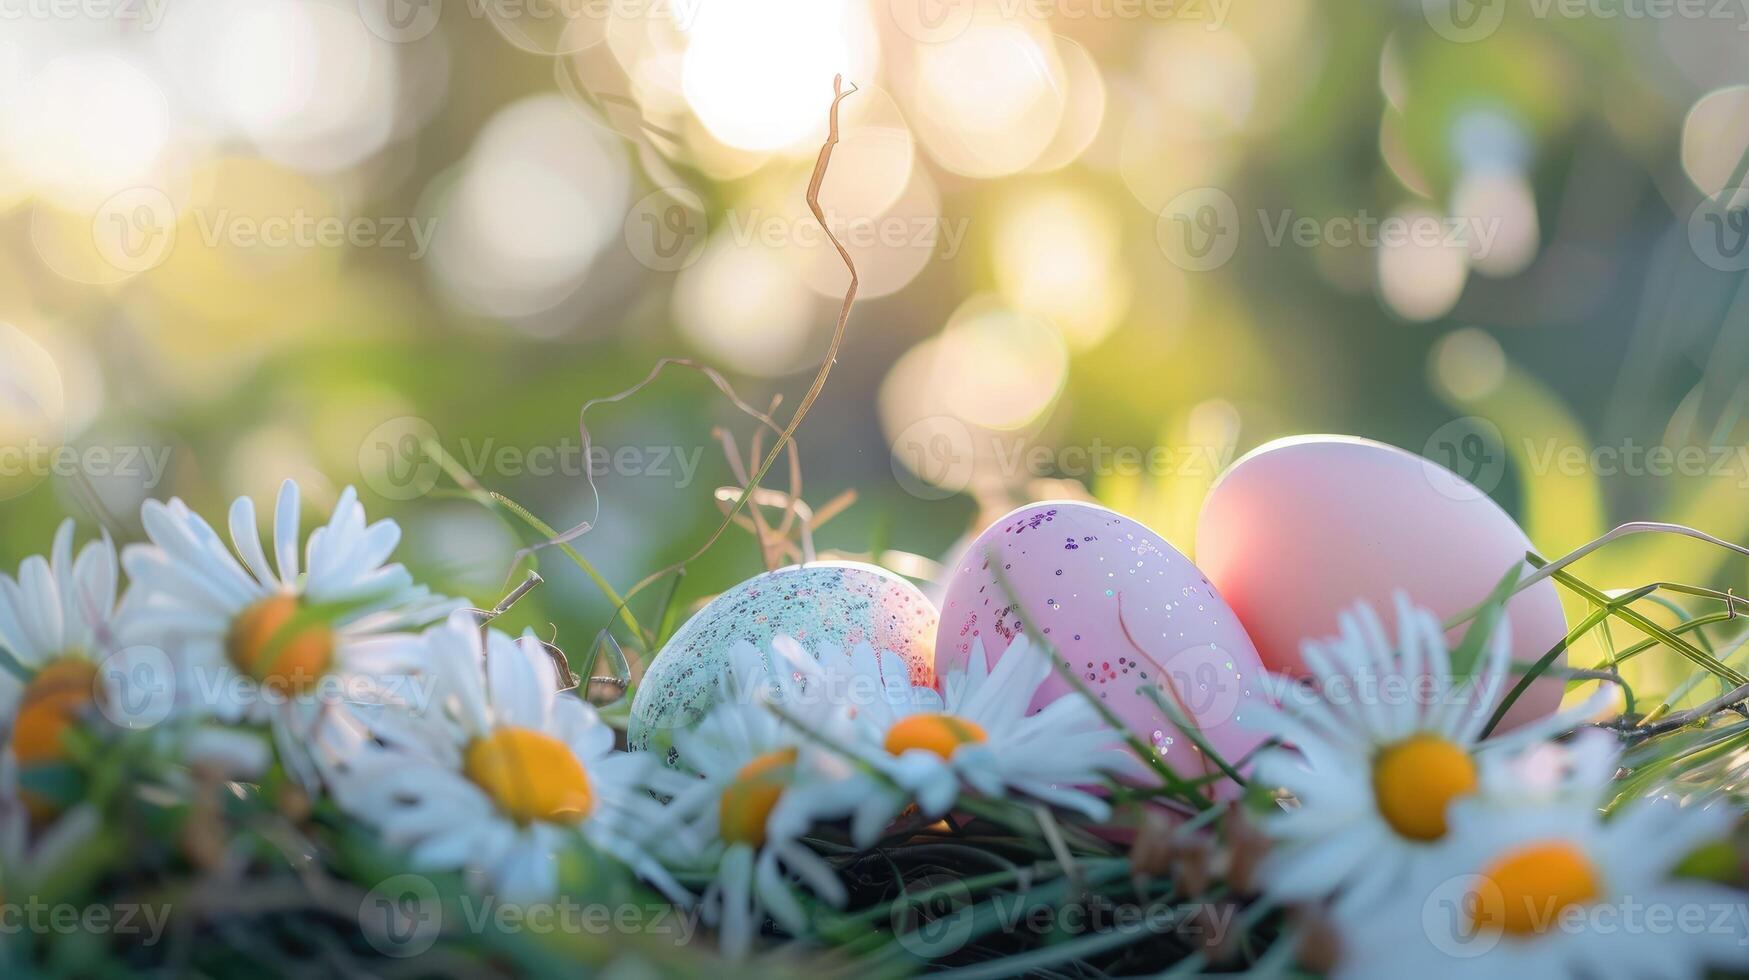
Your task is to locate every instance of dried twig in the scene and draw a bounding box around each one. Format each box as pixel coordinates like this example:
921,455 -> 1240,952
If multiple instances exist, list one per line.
531,76 -> 861,633
1626,681 -> 1749,737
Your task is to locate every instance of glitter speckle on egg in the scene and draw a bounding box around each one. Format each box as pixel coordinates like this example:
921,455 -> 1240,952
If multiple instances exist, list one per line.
936,501 -> 1265,791
629,561 -> 938,753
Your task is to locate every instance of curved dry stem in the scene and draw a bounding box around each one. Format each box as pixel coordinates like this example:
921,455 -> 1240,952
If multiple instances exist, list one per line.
518,76 -> 860,640
613,76 -> 859,603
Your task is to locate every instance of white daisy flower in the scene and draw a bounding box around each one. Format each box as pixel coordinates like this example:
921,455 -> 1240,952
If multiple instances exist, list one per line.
1242,594 -> 1615,914
662,639 -> 869,960
120,480 -> 457,786
337,613 -> 686,904
0,753 -> 101,965
823,634 -> 1137,843
0,520 -> 129,780
0,752 -> 98,878
1336,794 -> 1749,980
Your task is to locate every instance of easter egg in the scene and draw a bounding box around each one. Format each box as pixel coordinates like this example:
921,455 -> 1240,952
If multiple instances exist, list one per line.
629,561 -> 938,752
936,501 -> 1267,791
1194,435 -> 1567,732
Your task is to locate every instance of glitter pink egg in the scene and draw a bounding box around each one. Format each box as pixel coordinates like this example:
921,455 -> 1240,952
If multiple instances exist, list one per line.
936,501 -> 1266,792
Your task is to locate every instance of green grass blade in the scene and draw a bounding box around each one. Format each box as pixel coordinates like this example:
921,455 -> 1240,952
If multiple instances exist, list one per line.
1449,563 -> 1522,678
1541,562 -> 1746,686
420,435 -> 647,643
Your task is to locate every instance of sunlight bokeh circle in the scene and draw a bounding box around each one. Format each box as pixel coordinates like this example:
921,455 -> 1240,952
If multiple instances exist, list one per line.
427,95 -> 631,319
680,0 -> 875,154
675,232 -> 819,377
906,16 -> 1066,178
12,52 -> 171,209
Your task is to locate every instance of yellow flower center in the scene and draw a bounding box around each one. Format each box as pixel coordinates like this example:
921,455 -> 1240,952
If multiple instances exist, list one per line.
12,658 -> 98,766
718,748 -> 797,848
463,727 -> 594,825
226,595 -> 335,695
13,657 -> 98,823
883,713 -> 988,760
1470,842 -> 1602,937
1370,733 -> 1478,842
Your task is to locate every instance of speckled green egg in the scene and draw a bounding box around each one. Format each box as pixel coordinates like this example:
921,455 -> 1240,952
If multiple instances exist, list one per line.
628,561 -> 938,754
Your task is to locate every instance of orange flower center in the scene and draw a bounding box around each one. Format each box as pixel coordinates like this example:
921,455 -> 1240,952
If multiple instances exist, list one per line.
226,594 -> 335,695
718,748 -> 797,848
12,658 -> 98,766
463,726 -> 594,825
1370,734 -> 1479,842
1470,842 -> 1602,937
883,713 -> 988,760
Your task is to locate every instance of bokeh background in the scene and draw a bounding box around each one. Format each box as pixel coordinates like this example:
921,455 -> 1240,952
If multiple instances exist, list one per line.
3,0 -> 1748,691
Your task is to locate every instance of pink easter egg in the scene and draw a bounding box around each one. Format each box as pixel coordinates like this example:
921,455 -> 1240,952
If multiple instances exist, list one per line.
1194,435 -> 1567,732
936,501 -> 1267,793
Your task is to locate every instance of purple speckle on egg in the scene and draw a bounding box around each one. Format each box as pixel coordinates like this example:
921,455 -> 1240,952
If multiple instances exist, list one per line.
933,501 -> 1267,795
